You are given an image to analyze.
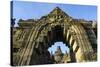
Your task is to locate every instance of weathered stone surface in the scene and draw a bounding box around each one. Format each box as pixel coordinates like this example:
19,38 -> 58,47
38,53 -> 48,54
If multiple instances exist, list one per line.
12,7 -> 97,66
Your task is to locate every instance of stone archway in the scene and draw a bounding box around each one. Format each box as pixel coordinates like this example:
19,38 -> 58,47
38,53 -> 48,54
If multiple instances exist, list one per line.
12,7 -> 97,66
28,21 -> 95,64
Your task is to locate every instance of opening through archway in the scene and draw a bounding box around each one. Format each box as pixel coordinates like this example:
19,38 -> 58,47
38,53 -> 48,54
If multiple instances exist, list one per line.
48,42 -> 70,54
30,25 -> 76,65
48,41 -> 70,63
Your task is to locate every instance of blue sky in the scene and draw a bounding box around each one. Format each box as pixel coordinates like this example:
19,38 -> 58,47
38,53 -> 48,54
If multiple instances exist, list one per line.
12,1 -> 97,54
12,1 -> 97,26
48,42 -> 69,54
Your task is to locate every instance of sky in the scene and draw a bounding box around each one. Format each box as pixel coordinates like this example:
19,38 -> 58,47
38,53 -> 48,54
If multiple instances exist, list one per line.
12,1 -> 97,26
48,42 -> 69,54
12,1 -> 97,54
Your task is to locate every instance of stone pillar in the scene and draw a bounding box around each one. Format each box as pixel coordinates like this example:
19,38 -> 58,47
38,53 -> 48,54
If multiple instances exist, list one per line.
69,47 -> 76,62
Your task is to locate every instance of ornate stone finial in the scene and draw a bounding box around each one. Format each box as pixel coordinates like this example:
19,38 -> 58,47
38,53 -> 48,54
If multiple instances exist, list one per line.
57,46 -> 61,51
55,7 -> 61,10
52,7 -> 62,13
50,7 -> 69,17
54,46 -> 62,55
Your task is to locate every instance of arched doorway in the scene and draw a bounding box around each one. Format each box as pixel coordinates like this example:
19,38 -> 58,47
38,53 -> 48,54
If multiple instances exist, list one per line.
29,25 -> 78,64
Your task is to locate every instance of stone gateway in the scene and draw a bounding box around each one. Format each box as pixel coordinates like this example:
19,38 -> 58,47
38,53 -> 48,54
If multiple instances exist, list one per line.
11,7 -> 97,66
